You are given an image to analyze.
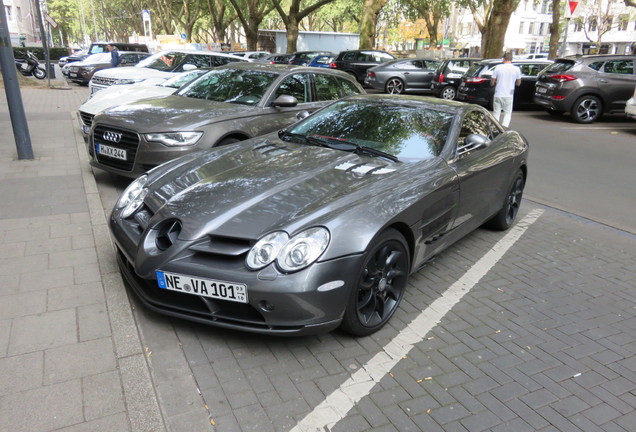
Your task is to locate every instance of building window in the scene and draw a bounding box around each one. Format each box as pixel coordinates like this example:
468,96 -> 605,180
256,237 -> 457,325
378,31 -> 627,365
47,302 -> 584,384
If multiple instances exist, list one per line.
617,15 -> 628,31
574,18 -> 584,32
16,6 -> 22,21
528,22 -> 535,35
519,22 -> 525,34
4,6 -> 12,20
589,17 -> 597,32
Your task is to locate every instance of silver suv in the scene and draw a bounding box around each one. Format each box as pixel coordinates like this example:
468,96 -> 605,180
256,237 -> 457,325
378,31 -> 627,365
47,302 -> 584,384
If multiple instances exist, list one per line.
534,54 -> 636,123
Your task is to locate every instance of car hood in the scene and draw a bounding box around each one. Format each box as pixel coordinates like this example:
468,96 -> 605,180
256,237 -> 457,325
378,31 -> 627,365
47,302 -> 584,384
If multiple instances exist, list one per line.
80,86 -> 176,116
92,66 -> 174,81
97,95 -> 261,131
143,137 -> 427,243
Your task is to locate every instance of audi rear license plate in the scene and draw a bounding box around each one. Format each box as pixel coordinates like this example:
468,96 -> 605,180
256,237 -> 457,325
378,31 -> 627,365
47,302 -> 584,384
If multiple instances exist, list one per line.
96,143 -> 127,160
156,271 -> 248,303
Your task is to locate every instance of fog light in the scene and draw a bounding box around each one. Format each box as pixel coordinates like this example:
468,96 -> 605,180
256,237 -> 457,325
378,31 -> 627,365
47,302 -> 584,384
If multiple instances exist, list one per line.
259,301 -> 275,312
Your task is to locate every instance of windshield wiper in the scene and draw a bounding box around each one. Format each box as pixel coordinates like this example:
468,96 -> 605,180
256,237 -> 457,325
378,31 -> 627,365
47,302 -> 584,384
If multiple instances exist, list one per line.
278,130 -> 330,147
308,135 -> 400,163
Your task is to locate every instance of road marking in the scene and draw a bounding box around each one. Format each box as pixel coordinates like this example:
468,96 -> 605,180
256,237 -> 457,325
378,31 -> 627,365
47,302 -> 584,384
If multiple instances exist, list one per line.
559,126 -> 634,130
290,208 -> 544,432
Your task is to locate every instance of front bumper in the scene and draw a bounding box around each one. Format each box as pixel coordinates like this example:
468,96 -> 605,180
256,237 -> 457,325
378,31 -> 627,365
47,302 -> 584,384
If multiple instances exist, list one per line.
110,211 -> 365,335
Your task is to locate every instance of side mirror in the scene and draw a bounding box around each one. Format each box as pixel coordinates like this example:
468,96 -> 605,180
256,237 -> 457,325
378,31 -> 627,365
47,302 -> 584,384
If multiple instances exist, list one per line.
271,95 -> 298,108
465,133 -> 489,149
182,64 -> 197,71
296,110 -> 310,120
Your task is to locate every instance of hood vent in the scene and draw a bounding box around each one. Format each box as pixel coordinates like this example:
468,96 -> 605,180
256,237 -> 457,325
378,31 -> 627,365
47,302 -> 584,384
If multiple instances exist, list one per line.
335,162 -> 395,175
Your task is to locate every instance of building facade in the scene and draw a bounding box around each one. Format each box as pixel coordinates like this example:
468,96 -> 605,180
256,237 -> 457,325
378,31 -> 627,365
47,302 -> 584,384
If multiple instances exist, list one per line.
4,0 -> 40,45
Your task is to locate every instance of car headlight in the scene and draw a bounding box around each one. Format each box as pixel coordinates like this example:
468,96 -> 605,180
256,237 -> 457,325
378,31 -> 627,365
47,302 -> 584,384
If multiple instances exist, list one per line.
246,227 -> 330,272
145,132 -> 203,147
246,232 -> 289,270
115,175 -> 148,218
113,78 -> 145,85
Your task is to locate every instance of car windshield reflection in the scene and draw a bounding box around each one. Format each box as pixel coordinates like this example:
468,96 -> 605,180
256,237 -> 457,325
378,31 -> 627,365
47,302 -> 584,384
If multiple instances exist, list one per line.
284,99 -> 454,162
177,69 -> 279,105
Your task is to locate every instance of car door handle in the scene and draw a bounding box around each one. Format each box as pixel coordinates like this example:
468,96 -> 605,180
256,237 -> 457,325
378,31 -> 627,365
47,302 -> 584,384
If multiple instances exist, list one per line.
599,79 -> 608,83
404,72 -> 410,75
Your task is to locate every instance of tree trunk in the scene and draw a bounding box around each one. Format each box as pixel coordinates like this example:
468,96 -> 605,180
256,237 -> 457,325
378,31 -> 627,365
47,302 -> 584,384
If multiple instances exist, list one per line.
246,15 -> 260,50
359,0 -> 388,49
481,0 -> 517,58
286,19 -> 300,53
548,0 -> 561,59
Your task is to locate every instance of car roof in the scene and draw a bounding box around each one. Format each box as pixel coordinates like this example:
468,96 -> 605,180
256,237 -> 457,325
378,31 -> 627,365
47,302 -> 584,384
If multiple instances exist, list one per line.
477,58 -> 552,64
215,61 -> 357,78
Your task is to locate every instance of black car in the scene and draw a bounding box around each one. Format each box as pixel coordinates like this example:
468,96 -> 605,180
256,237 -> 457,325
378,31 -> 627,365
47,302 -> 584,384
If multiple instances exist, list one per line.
330,49 -> 396,83
457,59 -> 553,108
66,51 -> 150,85
430,58 -> 481,100
288,51 -> 334,66
534,55 -> 636,123
262,53 -> 293,64
109,95 -> 528,336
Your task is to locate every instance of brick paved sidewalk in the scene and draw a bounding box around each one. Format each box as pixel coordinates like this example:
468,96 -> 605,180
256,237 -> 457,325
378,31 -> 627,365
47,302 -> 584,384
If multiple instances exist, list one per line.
0,84 -> 164,432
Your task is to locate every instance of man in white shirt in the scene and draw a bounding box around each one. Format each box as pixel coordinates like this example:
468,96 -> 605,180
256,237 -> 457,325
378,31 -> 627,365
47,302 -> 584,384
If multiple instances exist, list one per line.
490,52 -> 521,127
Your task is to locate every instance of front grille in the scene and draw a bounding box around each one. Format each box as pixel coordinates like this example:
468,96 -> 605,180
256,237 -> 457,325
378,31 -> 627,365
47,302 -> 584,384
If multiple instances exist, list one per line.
79,111 -> 94,127
91,76 -> 118,86
93,124 -> 140,171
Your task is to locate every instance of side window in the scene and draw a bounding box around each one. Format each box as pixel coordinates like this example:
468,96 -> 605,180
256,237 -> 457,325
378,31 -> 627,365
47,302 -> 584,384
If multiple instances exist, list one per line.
457,111 -> 493,156
185,55 -> 212,69
214,55 -> 239,66
275,73 -> 311,103
342,52 -> 355,61
314,74 -> 341,101
519,63 -> 541,76
338,78 -> 361,97
603,60 -> 633,74
401,61 -> 420,70
588,61 -> 604,71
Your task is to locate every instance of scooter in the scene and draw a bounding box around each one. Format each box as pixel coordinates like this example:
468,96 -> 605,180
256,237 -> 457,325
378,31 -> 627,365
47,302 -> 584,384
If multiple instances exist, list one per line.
15,51 -> 47,79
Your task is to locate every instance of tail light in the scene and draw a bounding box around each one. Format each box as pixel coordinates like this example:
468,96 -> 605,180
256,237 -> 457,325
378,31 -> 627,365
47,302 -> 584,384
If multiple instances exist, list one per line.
439,73 -> 445,83
466,77 -> 488,83
549,74 -> 577,82
367,71 -> 376,78
329,63 -> 337,69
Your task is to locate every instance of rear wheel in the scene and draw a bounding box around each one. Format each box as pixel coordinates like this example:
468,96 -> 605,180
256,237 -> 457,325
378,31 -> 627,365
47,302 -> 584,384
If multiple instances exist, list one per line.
440,86 -> 456,100
385,78 -> 405,94
570,95 -> 602,124
340,228 -> 409,336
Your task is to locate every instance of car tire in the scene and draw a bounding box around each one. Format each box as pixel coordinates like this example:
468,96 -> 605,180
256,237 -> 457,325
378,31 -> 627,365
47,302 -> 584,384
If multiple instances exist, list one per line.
340,228 -> 409,337
33,67 -> 46,79
570,95 -> 602,124
440,86 -> 456,100
217,137 -> 241,146
485,169 -> 525,231
385,78 -> 405,94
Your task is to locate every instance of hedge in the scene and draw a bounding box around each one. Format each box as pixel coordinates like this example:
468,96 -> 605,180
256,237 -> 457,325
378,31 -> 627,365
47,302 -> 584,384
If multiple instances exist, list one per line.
13,47 -> 70,61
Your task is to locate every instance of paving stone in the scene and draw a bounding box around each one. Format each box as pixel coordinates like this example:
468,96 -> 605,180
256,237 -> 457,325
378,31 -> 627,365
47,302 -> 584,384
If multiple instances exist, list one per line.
82,370 -> 126,421
232,404 -> 275,432
9,309 -> 77,355
61,413 -> 131,432
0,290 -> 47,319
44,337 -> 116,384
19,266 -> 74,292
47,281 -> 105,311
77,302 -> 112,342
0,319 -> 10,357
0,351 -> 43,396
0,379 -> 83,432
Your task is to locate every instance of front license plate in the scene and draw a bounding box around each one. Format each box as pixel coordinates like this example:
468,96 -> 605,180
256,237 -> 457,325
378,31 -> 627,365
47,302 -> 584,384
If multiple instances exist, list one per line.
156,270 -> 248,303
96,143 -> 126,160
70,72 -> 77,77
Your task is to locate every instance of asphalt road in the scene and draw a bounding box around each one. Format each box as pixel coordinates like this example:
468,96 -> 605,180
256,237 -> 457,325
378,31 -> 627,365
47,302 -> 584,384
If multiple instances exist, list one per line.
506,109 -> 636,234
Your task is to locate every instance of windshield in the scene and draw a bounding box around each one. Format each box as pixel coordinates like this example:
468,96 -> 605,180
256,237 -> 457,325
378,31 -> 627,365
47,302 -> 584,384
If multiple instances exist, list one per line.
136,52 -> 187,71
84,53 -> 111,63
285,99 -> 453,162
89,45 -> 106,54
160,69 -> 209,88
177,68 -> 278,105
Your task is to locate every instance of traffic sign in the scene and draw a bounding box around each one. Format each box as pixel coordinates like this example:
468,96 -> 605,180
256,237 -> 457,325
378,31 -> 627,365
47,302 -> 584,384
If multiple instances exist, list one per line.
44,12 -> 58,29
568,1 -> 579,15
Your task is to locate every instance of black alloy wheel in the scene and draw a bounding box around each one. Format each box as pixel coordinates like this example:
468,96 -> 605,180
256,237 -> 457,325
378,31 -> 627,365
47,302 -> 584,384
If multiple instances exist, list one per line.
570,95 -> 602,124
340,228 -> 409,336
485,169 -> 525,230
385,78 -> 405,94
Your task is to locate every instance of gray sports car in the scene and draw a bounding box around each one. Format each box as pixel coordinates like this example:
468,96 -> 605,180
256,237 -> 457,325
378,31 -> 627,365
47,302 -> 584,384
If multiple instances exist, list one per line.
110,95 -> 528,336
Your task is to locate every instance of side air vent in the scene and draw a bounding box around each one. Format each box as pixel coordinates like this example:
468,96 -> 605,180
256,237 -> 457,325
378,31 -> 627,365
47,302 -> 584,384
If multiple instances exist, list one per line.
155,219 -> 182,251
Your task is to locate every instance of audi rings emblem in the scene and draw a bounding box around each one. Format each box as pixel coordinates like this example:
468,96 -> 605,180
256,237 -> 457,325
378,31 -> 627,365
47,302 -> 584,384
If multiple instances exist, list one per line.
102,130 -> 123,143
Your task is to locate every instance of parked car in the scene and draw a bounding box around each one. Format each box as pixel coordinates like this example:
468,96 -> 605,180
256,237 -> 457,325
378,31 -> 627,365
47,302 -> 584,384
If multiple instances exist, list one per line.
88,63 -> 364,177
108,94 -> 528,336
229,51 -> 270,61
364,58 -> 441,94
262,53 -> 293,64
626,86 -> 636,120
288,51 -> 334,66
62,42 -> 148,65
308,55 -> 335,68
65,51 -> 150,85
330,49 -> 395,83
457,58 -> 553,108
430,58 -> 481,100
89,49 -> 246,94
514,53 -> 549,60
534,54 -> 636,123
78,69 -> 210,137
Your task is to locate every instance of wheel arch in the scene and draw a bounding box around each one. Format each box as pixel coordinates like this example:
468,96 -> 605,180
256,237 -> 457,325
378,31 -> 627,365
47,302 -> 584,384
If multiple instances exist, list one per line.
384,221 -> 415,269
215,132 -> 250,146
